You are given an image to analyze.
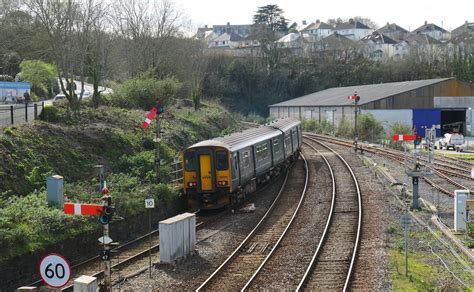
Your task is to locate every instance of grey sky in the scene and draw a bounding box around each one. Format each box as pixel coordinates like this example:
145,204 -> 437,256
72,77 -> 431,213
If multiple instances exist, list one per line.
174,0 -> 473,32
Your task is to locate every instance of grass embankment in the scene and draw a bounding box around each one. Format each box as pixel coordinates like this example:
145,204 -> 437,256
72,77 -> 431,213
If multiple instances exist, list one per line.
0,99 -> 237,261
388,225 -> 474,290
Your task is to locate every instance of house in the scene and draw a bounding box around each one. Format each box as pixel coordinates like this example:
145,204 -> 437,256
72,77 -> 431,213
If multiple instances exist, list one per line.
196,25 -> 213,39
398,33 -> 445,62
212,23 -> 252,38
277,33 -> 304,49
452,21 -> 474,38
333,19 -> 374,41
208,32 -> 245,48
301,20 -> 333,40
360,31 -> 397,61
413,21 -> 450,41
377,22 -> 409,41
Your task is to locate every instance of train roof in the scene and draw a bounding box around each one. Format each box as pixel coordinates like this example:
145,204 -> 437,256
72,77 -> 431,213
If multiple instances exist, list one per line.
265,118 -> 301,132
186,118 -> 300,152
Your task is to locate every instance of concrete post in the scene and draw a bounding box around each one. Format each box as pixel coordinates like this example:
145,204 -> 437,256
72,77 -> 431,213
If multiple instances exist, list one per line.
73,275 -> 97,292
47,175 -> 64,207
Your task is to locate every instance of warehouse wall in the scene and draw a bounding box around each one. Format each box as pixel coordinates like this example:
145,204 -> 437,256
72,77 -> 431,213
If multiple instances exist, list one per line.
360,109 -> 412,130
364,80 -> 474,110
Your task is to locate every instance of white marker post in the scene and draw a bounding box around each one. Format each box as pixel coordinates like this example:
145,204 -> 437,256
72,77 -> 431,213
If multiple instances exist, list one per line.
39,254 -> 71,288
145,197 -> 155,278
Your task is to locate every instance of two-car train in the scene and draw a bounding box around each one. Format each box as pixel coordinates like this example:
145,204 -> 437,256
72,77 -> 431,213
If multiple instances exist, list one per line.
181,118 -> 302,209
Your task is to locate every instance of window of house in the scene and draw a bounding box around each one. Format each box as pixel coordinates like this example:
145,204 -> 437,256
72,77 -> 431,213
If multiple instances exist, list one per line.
216,150 -> 228,170
184,152 -> 196,171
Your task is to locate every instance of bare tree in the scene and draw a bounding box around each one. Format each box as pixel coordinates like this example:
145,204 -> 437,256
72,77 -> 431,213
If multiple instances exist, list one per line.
110,0 -> 186,75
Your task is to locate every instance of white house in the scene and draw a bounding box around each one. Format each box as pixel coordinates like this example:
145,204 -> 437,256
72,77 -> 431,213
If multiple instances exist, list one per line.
360,32 -> 397,61
301,20 -> 333,40
413,21 -> 451,42
334,19 -> 374,41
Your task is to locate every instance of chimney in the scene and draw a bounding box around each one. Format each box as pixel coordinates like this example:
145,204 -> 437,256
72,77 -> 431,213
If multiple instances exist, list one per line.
424,20 -> 428,25
303,20 -> 307,25
227,22 -> 230,26
204,25 -> 208,28
316,19 -> 320,23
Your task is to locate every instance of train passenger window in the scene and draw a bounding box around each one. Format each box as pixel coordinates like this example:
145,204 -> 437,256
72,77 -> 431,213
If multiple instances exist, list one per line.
184,152 -> 196,171
242,151 -> 250,168
273,139 -> 280,153
216,150 -> 228,170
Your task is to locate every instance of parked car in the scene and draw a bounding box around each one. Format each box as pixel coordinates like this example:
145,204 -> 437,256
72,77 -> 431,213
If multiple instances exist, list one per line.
438,133 -> 465,152
0,95 -> 17,104
53,94 -> 66,102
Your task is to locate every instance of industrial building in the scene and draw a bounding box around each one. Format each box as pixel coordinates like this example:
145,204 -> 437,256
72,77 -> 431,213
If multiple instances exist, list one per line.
269,78 -> 474,137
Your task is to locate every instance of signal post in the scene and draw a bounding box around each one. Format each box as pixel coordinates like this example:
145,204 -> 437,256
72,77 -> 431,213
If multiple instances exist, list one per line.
392,133 -> 432,210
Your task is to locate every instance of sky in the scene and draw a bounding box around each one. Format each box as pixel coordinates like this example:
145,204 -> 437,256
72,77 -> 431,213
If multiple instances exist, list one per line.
173,0 -> 474,32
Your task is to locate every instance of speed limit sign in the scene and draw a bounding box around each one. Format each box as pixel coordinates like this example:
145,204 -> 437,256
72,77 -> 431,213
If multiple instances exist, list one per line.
39,254 -> 71,288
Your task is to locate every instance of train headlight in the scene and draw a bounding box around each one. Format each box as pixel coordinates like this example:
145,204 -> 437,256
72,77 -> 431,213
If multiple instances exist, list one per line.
217,181 -> 228,186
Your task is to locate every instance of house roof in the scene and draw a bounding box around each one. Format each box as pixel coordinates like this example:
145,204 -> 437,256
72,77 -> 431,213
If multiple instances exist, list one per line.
377,22 -> 409,33
335,20 -> 371,30
277,33 -> 301,43
452,21 -> 474,35
213,32 -> 245,42
269,78 -> 452,107
321,33 -> 353,46
361,32 -> 397,44
303,20 -> 333,31
413,22 -> 448,33
404,33 -> 442,45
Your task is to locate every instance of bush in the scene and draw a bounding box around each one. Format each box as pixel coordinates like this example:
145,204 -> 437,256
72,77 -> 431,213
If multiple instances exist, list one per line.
112,76 -> 182,110
17,60 -> 58,99
358,113 -> 384,142
336,119 -> 353,138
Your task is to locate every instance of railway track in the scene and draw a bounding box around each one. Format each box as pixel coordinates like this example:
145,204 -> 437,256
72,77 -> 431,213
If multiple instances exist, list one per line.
196,156 -> 309,291
29,210 -> 212,290
297,137 -> 362,291
304,133 -> 472,197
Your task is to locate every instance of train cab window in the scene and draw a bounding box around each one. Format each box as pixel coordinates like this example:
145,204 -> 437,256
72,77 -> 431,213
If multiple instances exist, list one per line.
184,151 -> 196,171
216,150 -> 228,170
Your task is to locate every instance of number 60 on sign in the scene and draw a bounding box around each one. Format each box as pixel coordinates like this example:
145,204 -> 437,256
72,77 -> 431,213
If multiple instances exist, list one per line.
39,254 -> 71,288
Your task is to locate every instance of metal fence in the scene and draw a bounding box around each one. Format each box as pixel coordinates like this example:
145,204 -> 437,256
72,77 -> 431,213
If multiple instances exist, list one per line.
170,158 -> 183,184
0,102 -> 45,127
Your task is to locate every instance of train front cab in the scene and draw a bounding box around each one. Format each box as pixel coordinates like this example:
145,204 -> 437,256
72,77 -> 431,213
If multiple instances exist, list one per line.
183,147 -> 232,209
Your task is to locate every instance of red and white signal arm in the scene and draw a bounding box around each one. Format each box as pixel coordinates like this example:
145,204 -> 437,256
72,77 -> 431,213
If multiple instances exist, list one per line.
39,253 -> 71,288
392,134 -> 416,141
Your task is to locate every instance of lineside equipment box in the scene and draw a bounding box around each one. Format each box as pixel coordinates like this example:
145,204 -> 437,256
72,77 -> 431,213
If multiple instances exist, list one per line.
159,212 -> 196,263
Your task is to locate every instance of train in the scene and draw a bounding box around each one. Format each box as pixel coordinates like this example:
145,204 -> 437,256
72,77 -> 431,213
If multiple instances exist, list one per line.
181,118 -> 302,209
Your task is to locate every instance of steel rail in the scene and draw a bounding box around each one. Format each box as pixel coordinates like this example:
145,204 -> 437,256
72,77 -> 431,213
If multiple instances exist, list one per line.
296,142 -> 336,291
303,133 -> 472,194
241,153 -> 309,291
195,161 -> 297,291
300,137 -> 362,292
